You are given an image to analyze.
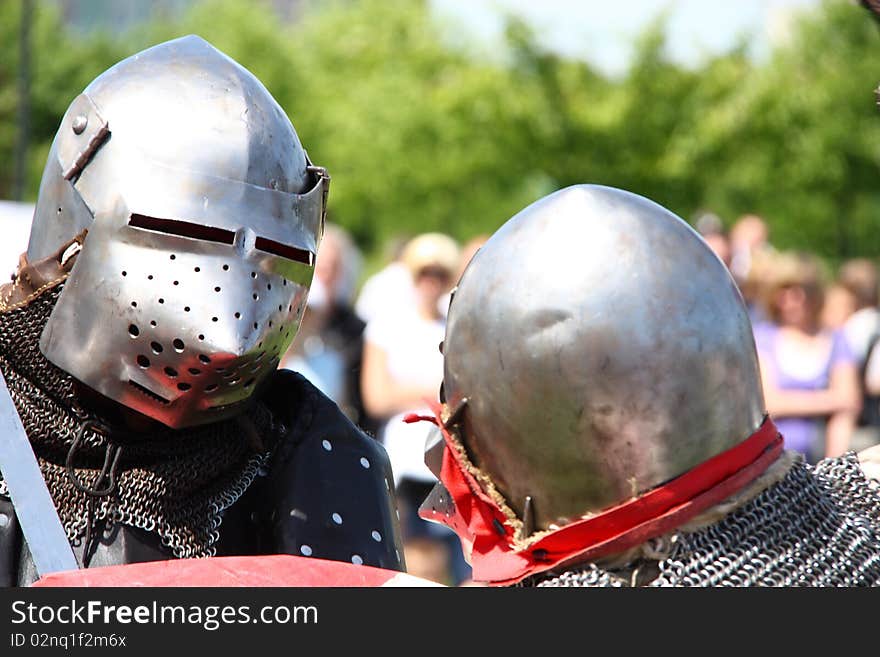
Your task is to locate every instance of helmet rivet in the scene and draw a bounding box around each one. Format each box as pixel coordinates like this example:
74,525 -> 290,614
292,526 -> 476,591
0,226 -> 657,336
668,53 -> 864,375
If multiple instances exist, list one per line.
72,114 -> 88,135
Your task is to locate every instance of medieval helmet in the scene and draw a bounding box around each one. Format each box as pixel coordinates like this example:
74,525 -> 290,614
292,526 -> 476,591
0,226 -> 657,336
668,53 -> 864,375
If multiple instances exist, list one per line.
435,185 -> 765,534
27,35 -> 328,429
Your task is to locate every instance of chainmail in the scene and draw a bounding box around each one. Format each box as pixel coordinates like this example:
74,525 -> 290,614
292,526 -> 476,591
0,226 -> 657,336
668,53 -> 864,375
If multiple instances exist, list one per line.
0,282 -> 277,559
522,453 -> 880,587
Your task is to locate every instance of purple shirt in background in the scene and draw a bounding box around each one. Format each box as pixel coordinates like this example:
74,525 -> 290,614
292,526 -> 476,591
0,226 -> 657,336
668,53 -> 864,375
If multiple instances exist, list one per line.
753,321 -> 856,459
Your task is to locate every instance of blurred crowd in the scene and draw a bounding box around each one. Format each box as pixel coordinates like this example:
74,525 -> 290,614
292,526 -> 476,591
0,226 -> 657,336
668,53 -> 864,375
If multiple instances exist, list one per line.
696,211 -> 880,464
280,224 -> 487,586
282,213 -> 880,586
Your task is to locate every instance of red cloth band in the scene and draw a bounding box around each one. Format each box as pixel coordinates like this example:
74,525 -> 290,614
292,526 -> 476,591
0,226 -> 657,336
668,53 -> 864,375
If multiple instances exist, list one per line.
418,407 -> 783,586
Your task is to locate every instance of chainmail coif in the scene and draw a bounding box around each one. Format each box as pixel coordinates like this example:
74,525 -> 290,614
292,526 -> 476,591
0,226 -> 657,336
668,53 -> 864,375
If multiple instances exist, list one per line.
0,282 -> 276,559
520,453 -> 880,587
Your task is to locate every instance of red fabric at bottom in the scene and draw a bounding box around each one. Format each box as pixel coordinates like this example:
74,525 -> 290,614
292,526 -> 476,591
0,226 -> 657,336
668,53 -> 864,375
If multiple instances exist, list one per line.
419,409 -> 783,586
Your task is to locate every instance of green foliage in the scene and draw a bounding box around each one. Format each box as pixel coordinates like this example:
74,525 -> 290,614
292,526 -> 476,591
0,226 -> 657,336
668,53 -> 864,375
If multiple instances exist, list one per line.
3,0 -> 880,261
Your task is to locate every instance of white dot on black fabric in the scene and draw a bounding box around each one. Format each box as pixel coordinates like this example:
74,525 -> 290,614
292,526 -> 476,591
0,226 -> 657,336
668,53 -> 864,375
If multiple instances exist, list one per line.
322,440 -> 332,451
0,513 -> 8,528
300,545 -> 313,556
360,457 -> 370,469
332,513 -> 343,525
351,555 -> 363,565
371,530 -> 382,542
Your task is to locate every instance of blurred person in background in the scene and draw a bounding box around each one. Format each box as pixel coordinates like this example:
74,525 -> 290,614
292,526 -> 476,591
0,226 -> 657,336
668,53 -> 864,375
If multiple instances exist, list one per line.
360,232 -> 471,584
754,252 -> 860,462
354,235 -> 416,325
729,213 -> 769,281
820,282 -> 857,331
694,211 -> 731,269
281,223 -> 377,434
839,258 -> 880,447
729,214 -> 772,323
439,234 -> 490,314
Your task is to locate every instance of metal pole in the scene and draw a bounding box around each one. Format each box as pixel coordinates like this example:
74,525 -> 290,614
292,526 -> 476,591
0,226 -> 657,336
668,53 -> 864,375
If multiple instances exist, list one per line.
13,0 -> 32,202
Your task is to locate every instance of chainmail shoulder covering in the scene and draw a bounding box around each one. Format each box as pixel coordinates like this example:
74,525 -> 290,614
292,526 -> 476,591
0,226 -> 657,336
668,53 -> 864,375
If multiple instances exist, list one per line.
522,453 -> 880,587
0,283 -> 277,562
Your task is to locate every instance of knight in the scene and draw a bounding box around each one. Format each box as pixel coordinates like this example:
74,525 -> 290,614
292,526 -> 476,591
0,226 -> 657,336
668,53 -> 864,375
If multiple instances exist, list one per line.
0,35 -> 404,585
418,184 -> 880,586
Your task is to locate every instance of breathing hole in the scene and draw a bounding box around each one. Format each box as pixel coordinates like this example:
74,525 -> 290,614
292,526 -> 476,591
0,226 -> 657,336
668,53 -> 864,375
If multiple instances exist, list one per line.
234,312 -> 241,319
147,275 -> 153,280
253,322 -> 258,330
205,383 -> 218,392
194,267 -> 200,273
136,355 -> 150,368
151,342 -> 163,354
128,324 -> 139,338
211,317 -> 218,322
121,271 -> 127,277
131,301 -> 137,308
222,264 -> 229,271
251,272 -> 257,279
184,306 -> 190,312
173,338 -> 185,352
158,298 -> 165,304
199,354 -> 211,364
177,382 -> 191,392
173,280 -> 179,286
150,320 -> 157,327
170,254 -> 176,260
188,368 -> 201,376
214,287 -> 221,293
164,367 -> 178,378
198,334 -> 205,341
253,294 -> 259,301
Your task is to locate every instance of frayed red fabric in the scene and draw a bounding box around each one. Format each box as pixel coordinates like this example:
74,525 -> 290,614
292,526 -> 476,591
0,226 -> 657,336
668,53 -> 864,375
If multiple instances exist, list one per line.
415,408 -> 783,586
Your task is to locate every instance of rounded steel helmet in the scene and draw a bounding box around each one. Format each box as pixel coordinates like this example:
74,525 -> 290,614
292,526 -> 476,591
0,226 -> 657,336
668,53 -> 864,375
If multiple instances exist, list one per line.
28,35 -> 329,429
440,185 -> 765,533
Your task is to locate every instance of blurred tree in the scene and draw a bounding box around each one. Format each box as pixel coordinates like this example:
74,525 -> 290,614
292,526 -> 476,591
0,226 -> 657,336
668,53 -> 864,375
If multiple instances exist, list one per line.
2,0 -> 879,263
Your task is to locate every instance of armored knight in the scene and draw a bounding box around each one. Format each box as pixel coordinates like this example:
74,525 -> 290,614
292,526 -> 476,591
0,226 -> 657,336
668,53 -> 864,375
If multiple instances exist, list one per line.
417,185 -> 880,586
0,35 -> 404,586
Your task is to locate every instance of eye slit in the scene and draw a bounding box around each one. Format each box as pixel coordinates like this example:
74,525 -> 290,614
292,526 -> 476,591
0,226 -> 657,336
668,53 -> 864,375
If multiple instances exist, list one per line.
128,214 -> 235,245
254,236 -> 314,266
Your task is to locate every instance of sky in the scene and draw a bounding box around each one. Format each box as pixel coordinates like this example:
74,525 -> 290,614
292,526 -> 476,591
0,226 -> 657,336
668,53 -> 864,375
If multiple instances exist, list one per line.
432,0 -> 823,77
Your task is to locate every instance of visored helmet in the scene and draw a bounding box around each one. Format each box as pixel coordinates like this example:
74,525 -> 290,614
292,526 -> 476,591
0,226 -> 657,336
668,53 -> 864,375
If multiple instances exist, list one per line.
29,35 -> 329,428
